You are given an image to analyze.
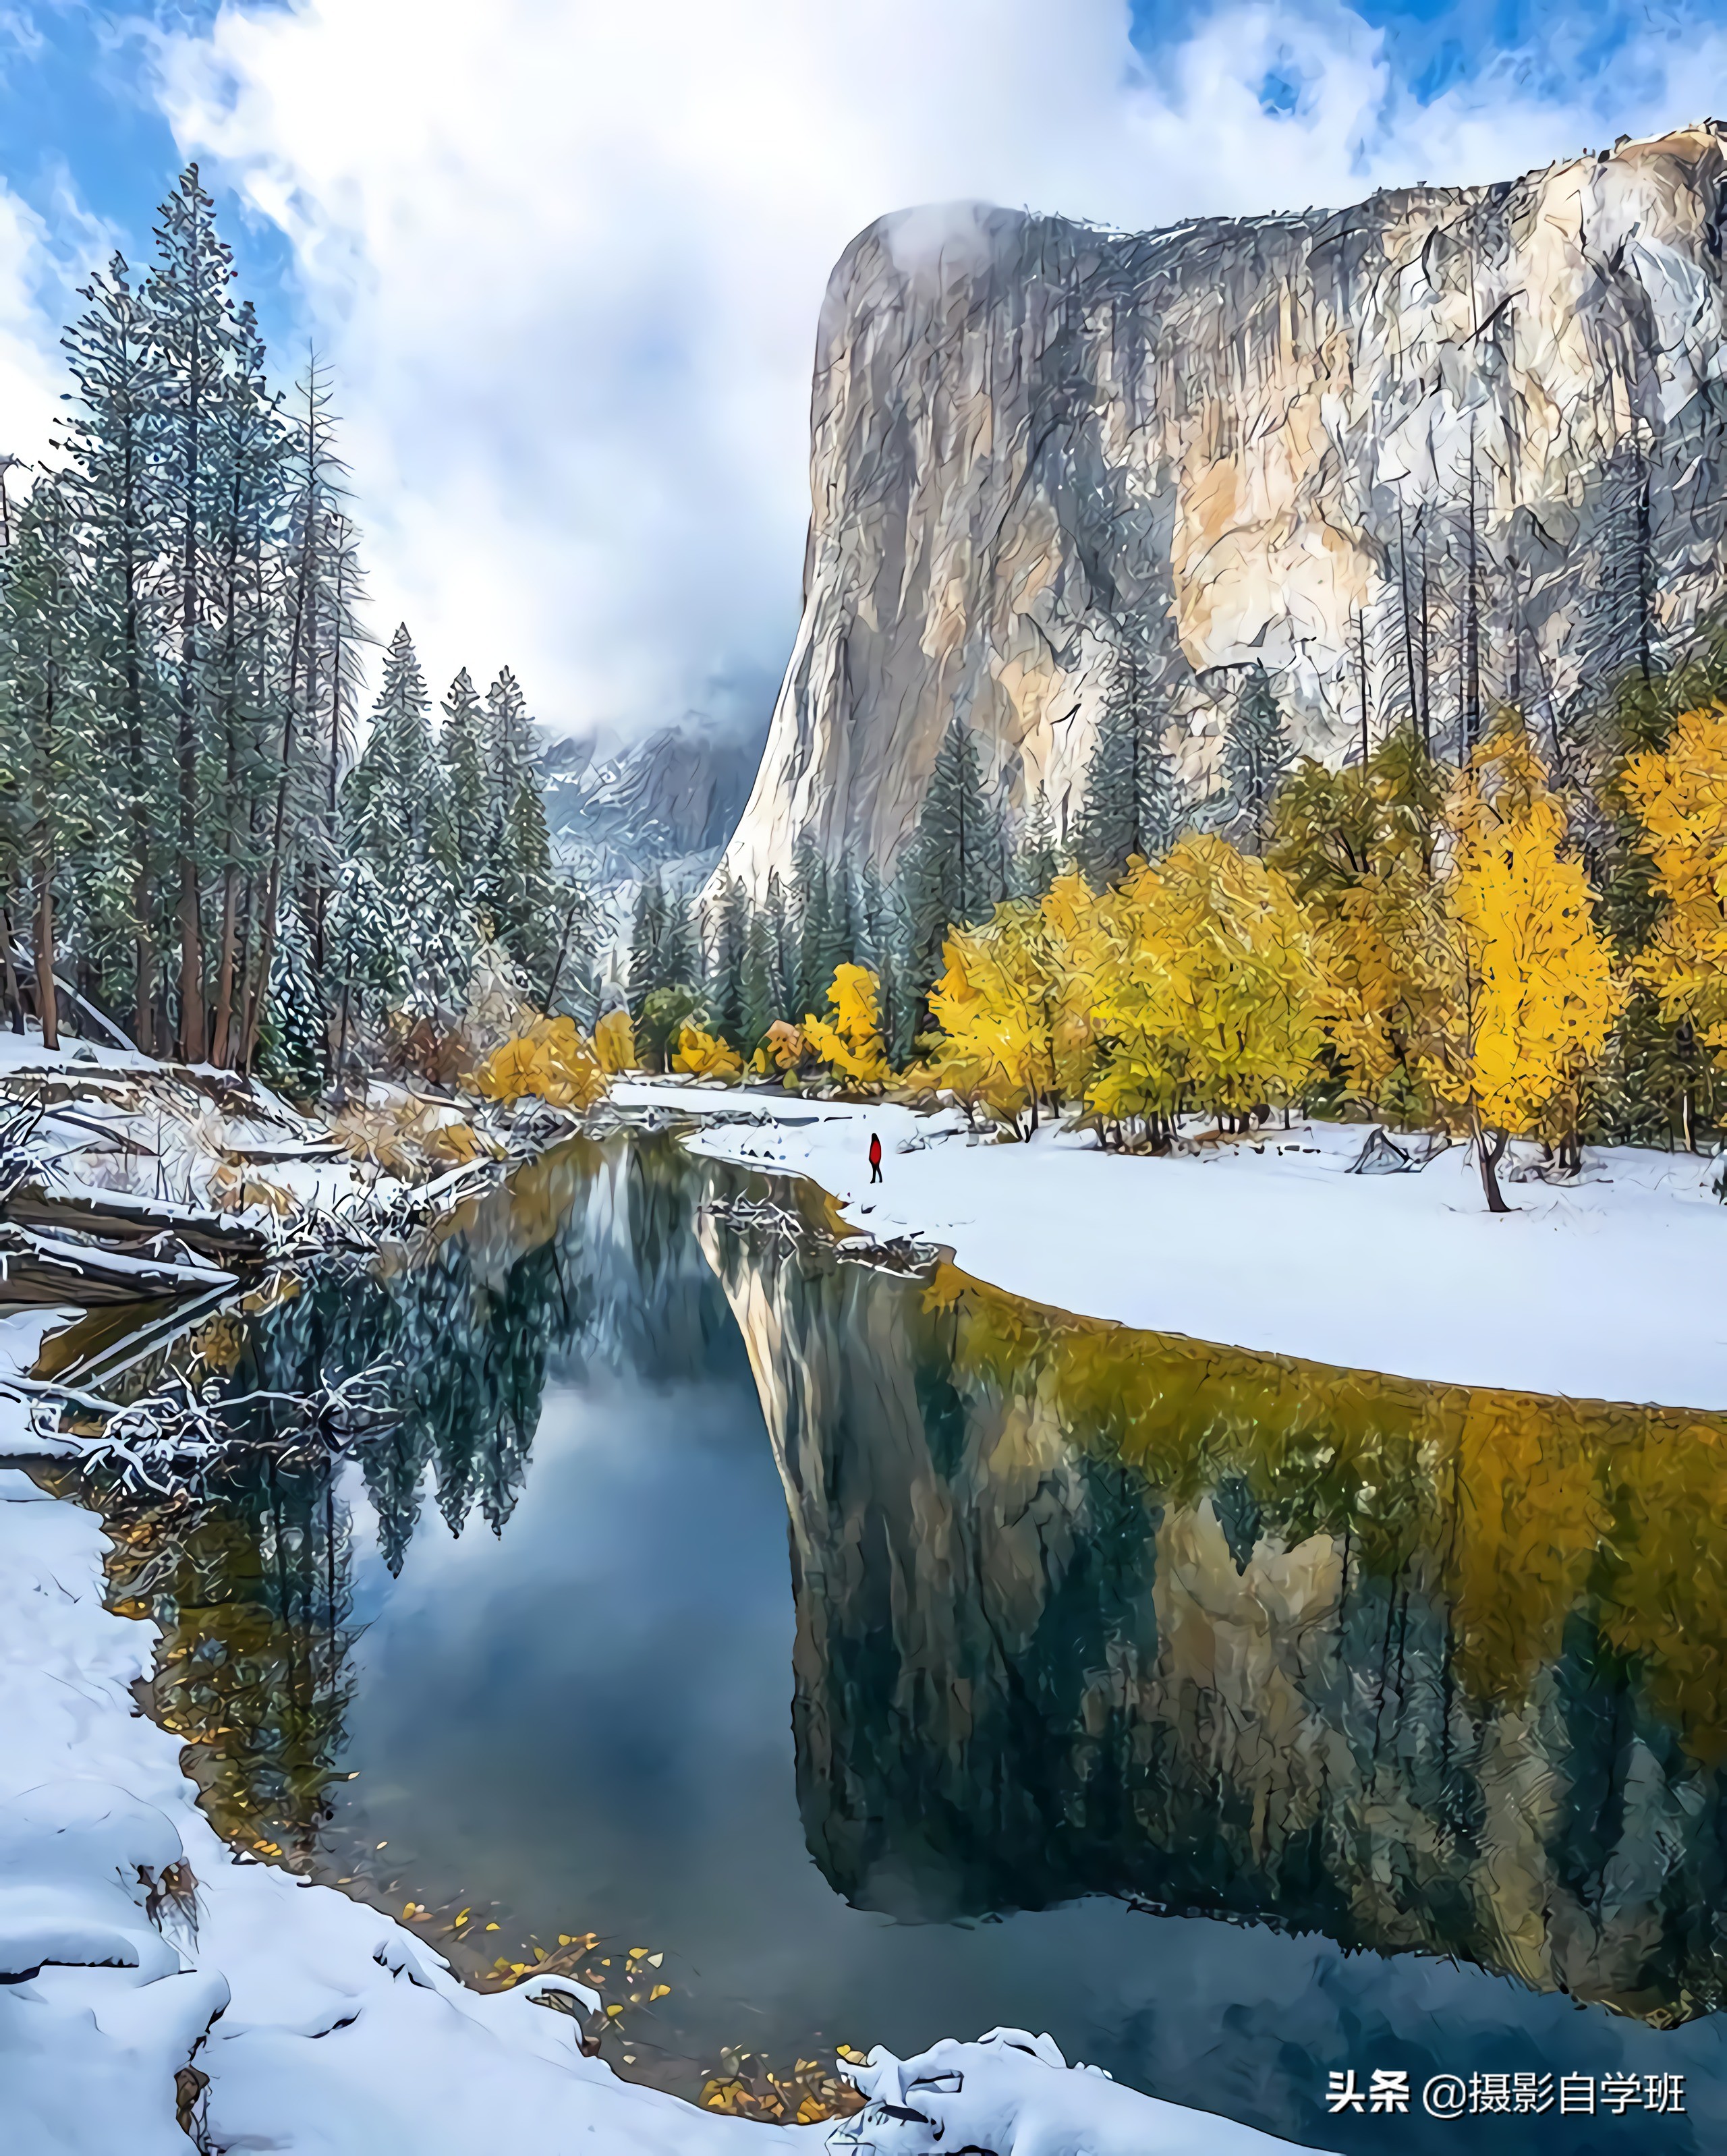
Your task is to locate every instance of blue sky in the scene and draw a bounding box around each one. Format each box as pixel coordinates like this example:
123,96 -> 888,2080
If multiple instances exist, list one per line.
0,0 -> 1722,734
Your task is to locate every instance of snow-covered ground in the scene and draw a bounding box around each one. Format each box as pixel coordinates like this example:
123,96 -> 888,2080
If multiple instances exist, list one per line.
620,1081 -> 1727,1409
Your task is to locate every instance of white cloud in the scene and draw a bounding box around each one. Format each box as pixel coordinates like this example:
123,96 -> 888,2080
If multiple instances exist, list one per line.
0,173 -> 94,508
142,0 -> 1727,737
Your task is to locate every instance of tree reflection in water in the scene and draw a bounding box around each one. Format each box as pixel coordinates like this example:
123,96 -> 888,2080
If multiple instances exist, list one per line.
698,1207 -> 1727,2031
90,1134 -> 727,1871
65,1129 -> 1727,2060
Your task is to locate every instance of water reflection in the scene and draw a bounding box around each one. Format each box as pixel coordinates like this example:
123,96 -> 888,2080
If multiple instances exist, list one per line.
705,1213 -> 1727,2030
54,1132 -> 1727,2149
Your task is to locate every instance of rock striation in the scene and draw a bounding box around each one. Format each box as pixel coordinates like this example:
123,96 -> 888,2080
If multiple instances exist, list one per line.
716,123 -> 1727,895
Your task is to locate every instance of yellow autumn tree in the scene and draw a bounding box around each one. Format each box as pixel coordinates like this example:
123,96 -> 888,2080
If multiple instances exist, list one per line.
1619,701 -> 1727,1053
914,878 -> 1104,1136
802,964 -> 892,1089
1409,724 -> 1621,1209
475,1015 -> 607,1109
1086,835 -> 1327,1141
1271,729 -> 1446,1120
592,1006 -> 636,1073
671,1023 -> 743,1081
760,1019 -> 805,1084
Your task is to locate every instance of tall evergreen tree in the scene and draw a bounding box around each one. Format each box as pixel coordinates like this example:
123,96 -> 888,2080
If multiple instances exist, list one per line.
483,666 -> 536,818
859,861 -> 912,1067
1222,662 -> 1293,851
240,354 -> 366,1075
1077,638 -> 1181,884
1011,786 -> 1060,897
61,252 -> 169,1050
492,770 -> 557,986
764,868 -> 795,1019
706,875 -> 748,1045
256,900 -> 327,1098
0,482 -> 88,1049
148,164 -> 237,1060
438,667 -> 489,892
898,714 -> 1003,1022
792,830 -> 830,1017
657,880 -> 699,994
741,906 -> 778,1054
345,624 -> 435,877
206,300 -> 288,1067
628,870 -> 667,1017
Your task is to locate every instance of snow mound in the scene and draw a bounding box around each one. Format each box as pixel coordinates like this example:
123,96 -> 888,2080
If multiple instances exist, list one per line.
838,2029 -> 1328,2152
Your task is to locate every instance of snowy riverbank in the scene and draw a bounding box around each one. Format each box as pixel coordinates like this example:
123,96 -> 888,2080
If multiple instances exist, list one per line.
0,1456 -> 1317,2154
622,1081 -> 1727,1409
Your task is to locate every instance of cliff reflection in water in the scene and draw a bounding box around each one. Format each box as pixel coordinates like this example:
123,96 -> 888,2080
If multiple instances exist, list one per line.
701,1207 -> 1727,2030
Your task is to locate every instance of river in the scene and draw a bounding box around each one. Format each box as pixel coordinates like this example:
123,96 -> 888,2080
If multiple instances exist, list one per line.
49,1129 -> 1727,2149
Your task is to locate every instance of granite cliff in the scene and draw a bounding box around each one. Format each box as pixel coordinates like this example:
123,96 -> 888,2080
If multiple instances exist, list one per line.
717,123 -> 1727,894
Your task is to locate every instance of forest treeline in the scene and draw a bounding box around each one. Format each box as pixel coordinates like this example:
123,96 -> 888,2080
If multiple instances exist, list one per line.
636,616 -> 1727,1214
0,166 -> 577,1086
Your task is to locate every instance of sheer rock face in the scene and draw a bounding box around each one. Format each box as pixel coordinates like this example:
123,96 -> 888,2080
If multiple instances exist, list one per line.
716,124 -> 1727,897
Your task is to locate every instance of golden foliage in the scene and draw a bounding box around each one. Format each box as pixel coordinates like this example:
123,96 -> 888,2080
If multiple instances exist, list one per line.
1408,727 -> 1621,1140
1085,836 -> 1327,1131
928,1262 -> 1727,1764
475,1016 -> 608,1110
671,1024 -> 743,1081
913,875 -> 1102,1135
592,1006 -> 636,1073
1620,702 -> 1727,1060
762,1019 -> 804,1072
803,963 -> 892,1088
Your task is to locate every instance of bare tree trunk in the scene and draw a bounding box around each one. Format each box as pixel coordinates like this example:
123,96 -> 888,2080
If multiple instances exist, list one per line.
1470,1103 -> 1510,1214
1356,604 -> 1369,766
0,901 -> 22,1035
34,873 -> 57,1054
210,863 -> 239,1067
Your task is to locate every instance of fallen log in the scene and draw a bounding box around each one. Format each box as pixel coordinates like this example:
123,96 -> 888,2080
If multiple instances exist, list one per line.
0,1222 -> 235,1306
3,1182 -> 270,1266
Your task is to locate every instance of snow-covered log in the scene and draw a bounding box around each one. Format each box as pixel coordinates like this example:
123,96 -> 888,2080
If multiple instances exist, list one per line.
4,1182 -> 270,1266
0,1223 -> 235,1305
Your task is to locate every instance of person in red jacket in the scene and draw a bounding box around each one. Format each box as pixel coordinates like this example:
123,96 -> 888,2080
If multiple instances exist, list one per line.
868,1131 -> 883,1184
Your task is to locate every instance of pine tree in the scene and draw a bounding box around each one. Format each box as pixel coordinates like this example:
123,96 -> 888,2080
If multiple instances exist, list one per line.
148,164 -> 238,1061
492,769 -> 557,987
764,869 -> 795,1018
899,714 -> 1004,1023
792,832 -> 830,1017
1077,639 -> 1182,884
628,870 -> 667,1017
1222,662 -> 1292,851
859,861 -> 913,1066
256,900 -> 327,1096
1012,787 -> 1060,897
60,252 -> 169,1050
657,880 -> 699,994
741,906 -> 778,1054
327,854 -> 407,1066
438,668 -> 489,895
822,859 -> 857,991
0,481 -> 90,1049
706,875 -> 748,1045
240,354 -> 366,1075
483,666 -> 536,824
345,624 -> 434,876
206,300 -> 288,1068
543,874 -> 598,1025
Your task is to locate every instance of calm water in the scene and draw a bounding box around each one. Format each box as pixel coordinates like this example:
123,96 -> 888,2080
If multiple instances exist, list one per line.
58,1132 -> 1727,2150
